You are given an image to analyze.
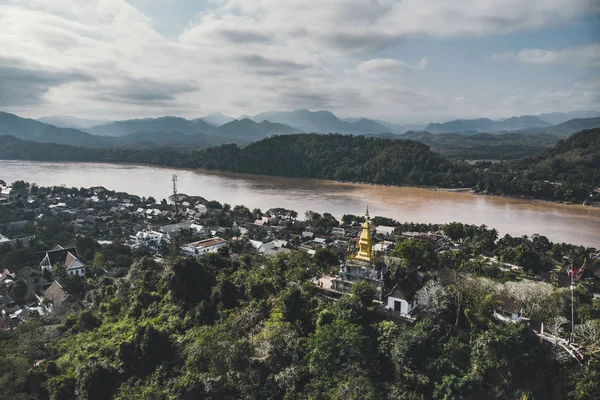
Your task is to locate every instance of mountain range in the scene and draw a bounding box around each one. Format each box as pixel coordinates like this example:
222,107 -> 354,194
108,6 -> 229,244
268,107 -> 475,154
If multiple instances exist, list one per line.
1,109 -> 600,157
34,109 -> 600,137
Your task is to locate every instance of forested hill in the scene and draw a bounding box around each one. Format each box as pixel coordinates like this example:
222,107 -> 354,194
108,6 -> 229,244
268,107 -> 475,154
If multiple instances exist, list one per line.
476,128 -> 600,202
509,128 -> 600,185
203,134 -> 464,185
0,134 -> 470,188
1,129 -> 599,202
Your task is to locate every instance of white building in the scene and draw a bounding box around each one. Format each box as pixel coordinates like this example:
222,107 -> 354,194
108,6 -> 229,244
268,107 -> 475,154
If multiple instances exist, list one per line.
39,245 -> 86,277
181,237 -> 227,257
493,300 -> 524,324
133,231 -> 165,248
0,186 -> 13,199
160,221 -> 206,239
385,270 -> 423,317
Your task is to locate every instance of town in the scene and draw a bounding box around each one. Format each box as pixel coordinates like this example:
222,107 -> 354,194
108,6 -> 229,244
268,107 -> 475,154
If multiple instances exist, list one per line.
1,178 -> 599,362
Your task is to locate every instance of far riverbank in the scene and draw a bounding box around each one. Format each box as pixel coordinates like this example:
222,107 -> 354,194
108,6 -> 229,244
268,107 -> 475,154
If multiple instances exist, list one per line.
2,160 -> 600,247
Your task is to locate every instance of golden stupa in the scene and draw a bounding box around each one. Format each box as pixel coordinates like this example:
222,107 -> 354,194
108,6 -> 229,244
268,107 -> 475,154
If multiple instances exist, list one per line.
354,207 -> 372,262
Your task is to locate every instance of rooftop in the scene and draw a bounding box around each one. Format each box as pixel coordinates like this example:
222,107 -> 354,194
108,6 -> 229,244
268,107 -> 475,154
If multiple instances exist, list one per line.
183,237 -> 226,249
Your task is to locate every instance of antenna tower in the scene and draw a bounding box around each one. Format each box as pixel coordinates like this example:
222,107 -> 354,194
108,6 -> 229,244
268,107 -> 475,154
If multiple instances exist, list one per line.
172,174 -> 179,220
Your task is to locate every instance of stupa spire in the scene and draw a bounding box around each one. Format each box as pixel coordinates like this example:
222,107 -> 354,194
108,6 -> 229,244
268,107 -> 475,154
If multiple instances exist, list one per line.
354,207 -> 372,262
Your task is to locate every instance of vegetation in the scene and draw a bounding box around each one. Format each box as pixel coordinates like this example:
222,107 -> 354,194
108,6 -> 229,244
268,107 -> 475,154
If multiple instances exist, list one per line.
1,180 -> 599,399
1,127 -> 599,203
477,128 -> 600,202
1,247 -> 599,399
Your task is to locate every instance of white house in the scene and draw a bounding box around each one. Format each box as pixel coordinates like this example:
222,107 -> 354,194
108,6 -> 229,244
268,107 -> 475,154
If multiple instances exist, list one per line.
133,230 -> 165,249
385,270 -> 423,317
493,300 -> 524,323
0,186 -> 13,199
160,221 -> 206,239
39,245 -> 86,277
181,237 -> 227,257
376,225 -> 395,236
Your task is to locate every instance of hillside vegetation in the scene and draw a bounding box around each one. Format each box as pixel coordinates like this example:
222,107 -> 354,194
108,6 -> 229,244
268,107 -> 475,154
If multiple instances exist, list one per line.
1,129 -> 599,202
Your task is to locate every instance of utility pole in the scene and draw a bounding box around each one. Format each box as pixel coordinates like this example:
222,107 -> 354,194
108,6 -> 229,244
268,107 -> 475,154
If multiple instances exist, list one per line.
172,174 -> 179,221
570,265 -> 575,343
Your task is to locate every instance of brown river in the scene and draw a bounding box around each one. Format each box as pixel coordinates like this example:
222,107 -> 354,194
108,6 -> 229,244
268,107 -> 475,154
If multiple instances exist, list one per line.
2,160 -> 599,248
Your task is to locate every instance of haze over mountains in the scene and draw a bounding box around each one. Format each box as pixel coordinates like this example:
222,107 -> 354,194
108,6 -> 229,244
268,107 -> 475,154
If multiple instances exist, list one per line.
1,109 -> 599,159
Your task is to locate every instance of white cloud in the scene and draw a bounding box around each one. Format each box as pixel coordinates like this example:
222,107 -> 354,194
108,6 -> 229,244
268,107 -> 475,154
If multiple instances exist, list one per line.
357,58 -> 428,74
493,43 -> 600,67
0,0 -> 597,120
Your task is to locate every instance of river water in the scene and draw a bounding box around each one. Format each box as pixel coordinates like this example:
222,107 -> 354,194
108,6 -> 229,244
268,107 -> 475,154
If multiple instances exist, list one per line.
2,160 -> 599,248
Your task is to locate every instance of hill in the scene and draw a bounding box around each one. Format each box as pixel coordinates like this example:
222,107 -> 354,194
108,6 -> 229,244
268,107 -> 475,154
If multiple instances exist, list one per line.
515,117 -> 600,137
200,112 -> 236,126
86,116 -> 221,137
0,133 -> 469,188
398,131 -> 560,160
249,109 -> 393,134
538,110 -> 600,125
37,115 -> 110,129
425,115 -> 550,134
217,118 -> 301,141
0,111 -> 105,143
510,127 -> 600,185
475,128 -> 600,202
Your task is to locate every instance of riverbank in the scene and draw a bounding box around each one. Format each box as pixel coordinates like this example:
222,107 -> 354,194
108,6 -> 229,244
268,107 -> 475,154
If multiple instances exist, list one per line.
2,160 -> 600,247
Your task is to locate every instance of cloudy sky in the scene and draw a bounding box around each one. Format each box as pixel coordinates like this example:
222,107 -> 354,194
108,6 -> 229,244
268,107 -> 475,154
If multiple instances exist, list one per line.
1,0 -> 599,123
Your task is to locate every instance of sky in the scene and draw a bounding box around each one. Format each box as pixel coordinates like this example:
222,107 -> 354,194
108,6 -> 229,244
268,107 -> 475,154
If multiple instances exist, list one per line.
0,0 -> 599,123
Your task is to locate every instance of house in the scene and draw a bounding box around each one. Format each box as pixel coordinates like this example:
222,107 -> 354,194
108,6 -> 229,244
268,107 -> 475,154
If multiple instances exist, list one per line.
0,234 -> 11,246
373,241 -> 395,252
376,225 -> 395,236
493,299 -> 524,323
1,220 -> 29,236
0,186 -> 13,199
181,237 -> 227,257
38,281 -> 68,311
160,221 -> 206,239
254,217 -> 270,226
39,245 -> 86,277
249,240 -> 276,254
331,227 -> 346,236
302,231 -> 314,240
0,269 -> 16,289
132,230 -> 165,249
385,270 -> 423,317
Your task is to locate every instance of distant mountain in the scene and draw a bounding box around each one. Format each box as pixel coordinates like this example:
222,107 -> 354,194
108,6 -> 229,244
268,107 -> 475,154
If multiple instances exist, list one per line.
218,118 -> 300,141
249,109 -> 393,134
119,131 -> 233,149
86,116 -> 220,137
38,115 -> 111,129
0,111 -> 96,142
0,112 -> 234,150
398,130 -> 559,160
538,110 -> 600,125
512,117 -> 600,138
342,117 -> 424,133
201,113 -> 236,127
425,115 -> 550,134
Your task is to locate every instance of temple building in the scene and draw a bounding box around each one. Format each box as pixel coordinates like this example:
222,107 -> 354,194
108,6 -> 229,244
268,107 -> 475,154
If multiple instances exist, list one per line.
332,208 -> 385,300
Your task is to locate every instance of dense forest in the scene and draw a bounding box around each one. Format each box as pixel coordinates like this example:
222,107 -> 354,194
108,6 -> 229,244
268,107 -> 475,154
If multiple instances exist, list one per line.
1,238 -> 599,399
478,128 -> 600,202
0,181 -> 599,399
1,128 -> 599,202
